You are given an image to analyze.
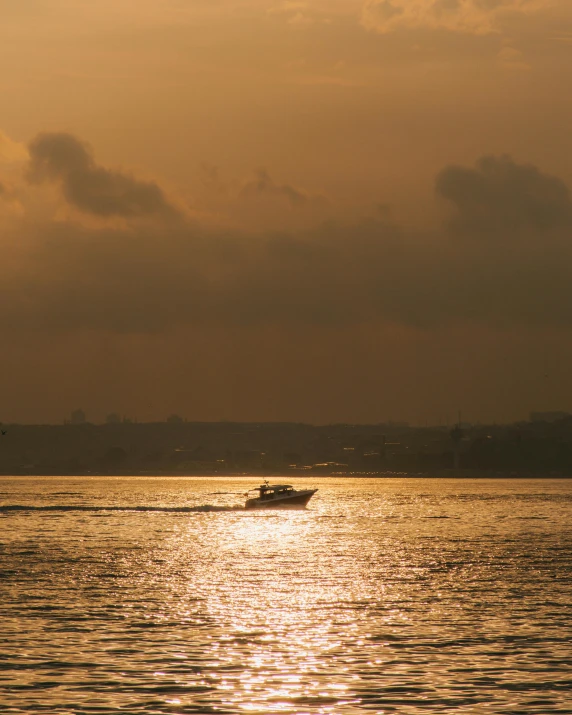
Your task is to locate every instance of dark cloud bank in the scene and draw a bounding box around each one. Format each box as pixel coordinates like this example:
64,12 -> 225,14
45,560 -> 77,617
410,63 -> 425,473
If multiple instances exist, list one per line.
4,132 -> 572,335
27,133 -> 179,219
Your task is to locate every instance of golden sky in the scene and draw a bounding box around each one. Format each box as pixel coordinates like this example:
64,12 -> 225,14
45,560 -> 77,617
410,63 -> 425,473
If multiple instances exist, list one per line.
1,0 -> 572,424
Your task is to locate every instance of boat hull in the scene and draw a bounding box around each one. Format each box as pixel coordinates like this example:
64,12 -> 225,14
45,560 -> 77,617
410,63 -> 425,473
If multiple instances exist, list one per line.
245,489 -> 317,510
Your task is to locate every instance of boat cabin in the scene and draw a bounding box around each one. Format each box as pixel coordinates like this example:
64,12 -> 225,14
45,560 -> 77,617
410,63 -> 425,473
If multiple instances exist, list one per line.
255,483 -> 295,501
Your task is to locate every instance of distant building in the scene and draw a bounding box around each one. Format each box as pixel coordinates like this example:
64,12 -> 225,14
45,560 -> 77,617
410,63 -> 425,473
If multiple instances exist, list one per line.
166,414 -> 185,424
69,409 -> 86,425
530,411 -> 570,423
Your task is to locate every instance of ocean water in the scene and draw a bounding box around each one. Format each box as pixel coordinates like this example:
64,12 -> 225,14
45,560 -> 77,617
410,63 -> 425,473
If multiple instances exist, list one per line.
1,477 -> 571,714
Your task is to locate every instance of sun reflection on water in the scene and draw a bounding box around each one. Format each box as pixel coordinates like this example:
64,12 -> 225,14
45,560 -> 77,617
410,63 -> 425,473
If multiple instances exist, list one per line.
158,507 -> 379,712
0,477 -> 571,713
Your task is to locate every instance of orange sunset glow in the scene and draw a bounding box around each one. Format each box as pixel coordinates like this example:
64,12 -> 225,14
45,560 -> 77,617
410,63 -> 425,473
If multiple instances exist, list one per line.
1,0 -> 572,425
2,7 -> 572,712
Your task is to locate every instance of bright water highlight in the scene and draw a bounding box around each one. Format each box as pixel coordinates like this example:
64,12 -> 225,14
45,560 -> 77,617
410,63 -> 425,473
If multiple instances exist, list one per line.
1,477 -> 571,713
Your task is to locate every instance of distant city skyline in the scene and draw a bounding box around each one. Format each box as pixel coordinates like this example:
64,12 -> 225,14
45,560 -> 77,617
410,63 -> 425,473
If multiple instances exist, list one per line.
4,408 -> 572,429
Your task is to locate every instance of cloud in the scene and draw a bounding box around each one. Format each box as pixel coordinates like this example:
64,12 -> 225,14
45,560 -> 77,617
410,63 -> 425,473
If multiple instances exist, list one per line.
0,131 -> 28,164
3,190 -> 572,336
26,132 -> 180,220
497,45 -> 530,70
5,131 -> 572,336
199,162 -> 227,194
0,178 -> 23,215
436,155 -> 572,233
239,168 -> 330,208
0,180 -> 15,203
361,0 -> 544,34
268,1 -> 330,26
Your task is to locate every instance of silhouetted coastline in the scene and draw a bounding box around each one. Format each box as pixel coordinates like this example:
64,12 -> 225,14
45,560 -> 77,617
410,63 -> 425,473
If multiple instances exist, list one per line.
2,417 -> 572,477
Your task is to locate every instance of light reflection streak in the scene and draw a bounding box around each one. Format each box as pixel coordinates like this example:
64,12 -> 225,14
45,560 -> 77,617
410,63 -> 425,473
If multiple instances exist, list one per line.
1,477 -> 570,713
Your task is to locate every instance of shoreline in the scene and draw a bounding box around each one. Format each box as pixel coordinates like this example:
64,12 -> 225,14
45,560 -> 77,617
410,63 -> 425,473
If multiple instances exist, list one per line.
3,470 -> 572,479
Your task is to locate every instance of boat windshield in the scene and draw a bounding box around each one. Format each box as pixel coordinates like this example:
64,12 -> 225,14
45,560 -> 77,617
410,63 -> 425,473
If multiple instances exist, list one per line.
248,484 -> 294,495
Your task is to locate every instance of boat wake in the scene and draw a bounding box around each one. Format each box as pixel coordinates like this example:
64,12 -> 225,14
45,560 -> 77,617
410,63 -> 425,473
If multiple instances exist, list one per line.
0,504 -> 245,514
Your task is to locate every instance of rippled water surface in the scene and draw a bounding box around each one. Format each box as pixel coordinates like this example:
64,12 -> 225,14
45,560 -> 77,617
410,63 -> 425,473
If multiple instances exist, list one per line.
1,477 -> 571,714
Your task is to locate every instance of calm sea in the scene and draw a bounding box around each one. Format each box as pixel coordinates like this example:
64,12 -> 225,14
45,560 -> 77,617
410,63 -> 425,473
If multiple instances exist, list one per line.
1,477 -> 571,714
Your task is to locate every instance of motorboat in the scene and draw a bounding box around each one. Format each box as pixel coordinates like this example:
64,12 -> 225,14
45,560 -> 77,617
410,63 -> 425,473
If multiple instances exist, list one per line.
244,481 -> 317,509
